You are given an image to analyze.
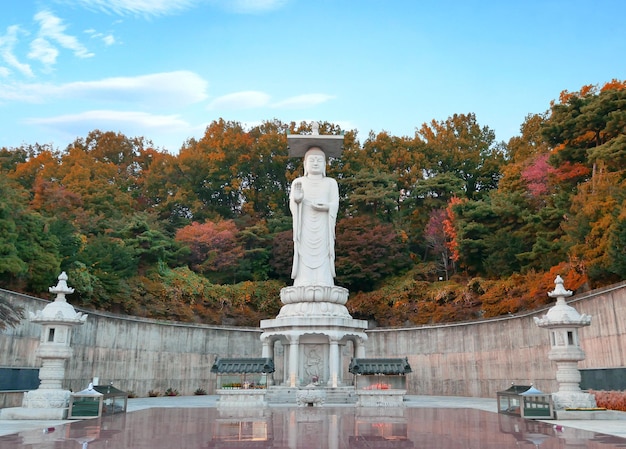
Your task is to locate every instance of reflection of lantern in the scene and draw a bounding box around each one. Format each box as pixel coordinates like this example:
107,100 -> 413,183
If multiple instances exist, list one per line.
65,422 -> 101,448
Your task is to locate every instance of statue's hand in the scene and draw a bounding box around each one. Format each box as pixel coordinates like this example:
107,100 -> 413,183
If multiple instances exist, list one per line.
312,202 -> 329,211
293,182 -> 304,203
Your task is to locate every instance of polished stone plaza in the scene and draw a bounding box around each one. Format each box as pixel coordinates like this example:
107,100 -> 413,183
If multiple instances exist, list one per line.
1,396 -> 625,448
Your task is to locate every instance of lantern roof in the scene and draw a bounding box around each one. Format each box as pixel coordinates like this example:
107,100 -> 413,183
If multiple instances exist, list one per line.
29,272 -> 87,325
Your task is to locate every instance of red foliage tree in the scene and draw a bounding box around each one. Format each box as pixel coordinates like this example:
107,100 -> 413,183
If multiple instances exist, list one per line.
175,220 -> 243,275
424,208 -> 452,280
521,153 -> 551,197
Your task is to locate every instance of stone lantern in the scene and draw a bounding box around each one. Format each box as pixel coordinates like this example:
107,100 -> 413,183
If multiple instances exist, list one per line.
533,275 -> 596,410
1,272 -> 88,420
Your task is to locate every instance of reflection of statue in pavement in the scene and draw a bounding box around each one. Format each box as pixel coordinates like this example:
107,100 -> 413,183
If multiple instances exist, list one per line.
290,147 -> 339,287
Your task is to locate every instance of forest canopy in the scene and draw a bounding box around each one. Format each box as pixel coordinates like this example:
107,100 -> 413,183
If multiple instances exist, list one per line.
1,80 -> 624,328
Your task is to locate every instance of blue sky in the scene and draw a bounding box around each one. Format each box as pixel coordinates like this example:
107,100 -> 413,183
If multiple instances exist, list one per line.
1,0 -> 624,153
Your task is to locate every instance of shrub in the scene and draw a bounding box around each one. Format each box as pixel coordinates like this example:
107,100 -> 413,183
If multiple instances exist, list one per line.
165,387 -> 180,397
591,390 -> 626,412
194,387 -> 207,395
148,389 -> 160,397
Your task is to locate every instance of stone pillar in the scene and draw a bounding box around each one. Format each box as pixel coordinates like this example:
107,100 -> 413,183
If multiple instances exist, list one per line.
354,336 -> 367,358
328,339 -> 339,387
260,335 -> 274,386
261,336 -> 271,358
288,335 -> 299,387
534,275 -> 596,409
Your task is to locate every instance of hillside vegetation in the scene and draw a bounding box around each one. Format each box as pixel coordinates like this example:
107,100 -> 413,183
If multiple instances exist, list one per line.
1,80 -> 624,328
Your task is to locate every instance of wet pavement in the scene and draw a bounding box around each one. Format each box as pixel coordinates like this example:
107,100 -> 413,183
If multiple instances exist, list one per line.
1,395 -> 625,448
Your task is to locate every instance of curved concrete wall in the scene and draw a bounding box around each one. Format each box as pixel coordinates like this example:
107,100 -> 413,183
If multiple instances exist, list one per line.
367,281 -> 626,397
1,281 -> 624,406
0,290 -> 262,406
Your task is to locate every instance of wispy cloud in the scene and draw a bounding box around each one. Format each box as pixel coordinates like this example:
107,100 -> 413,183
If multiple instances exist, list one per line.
207,91 -> 335,111
0,71 -> 209,107
211,0 -> 289,14
29,10 -> 94,68
272,93 -> 335,108
59,0 -> 287,16
208,91 -> 271,109
102,34 -> 116,45
0,25 -> 34,77
85,29 -> 116,46
24,109 -> 195,150
25,109 -> 190,130
63,0 -> 201,17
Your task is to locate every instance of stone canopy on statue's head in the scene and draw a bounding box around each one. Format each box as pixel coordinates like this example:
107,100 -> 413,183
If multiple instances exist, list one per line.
287,122 -> 344,158
287,134 -> 344,158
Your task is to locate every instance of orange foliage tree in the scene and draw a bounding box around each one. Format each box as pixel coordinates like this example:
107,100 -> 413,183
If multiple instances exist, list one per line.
175,220 -> 244,280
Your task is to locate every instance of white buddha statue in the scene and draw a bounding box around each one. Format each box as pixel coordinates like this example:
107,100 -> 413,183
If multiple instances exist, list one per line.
289,147 -> 339,287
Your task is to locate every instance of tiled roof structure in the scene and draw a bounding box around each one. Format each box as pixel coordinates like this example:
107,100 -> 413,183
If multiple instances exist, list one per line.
348,358 -> 412,375
210,358 -> 275,374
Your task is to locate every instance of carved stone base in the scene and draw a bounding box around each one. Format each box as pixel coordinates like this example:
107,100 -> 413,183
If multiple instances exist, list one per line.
277,301 -> 351,318
356,390 -> 406,407
0,407 -> 69,420
22,389 -> 71,409
296,388 -> 326,407
216,389 -> 267,408
552,391 -> 597,410
280,285 -> 348,305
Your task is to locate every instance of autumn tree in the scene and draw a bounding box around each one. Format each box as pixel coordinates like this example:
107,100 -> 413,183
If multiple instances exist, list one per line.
335,215 -> 412,292
542,80 -> 626,282
175,219 -> 244,283
342,131 -> 425,211
418,113 -> 506,200
239,120 -> 292,218
424,208 -> 452,280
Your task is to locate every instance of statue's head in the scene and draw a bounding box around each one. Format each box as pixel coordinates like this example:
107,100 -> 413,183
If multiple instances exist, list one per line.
304,147 -> 326,176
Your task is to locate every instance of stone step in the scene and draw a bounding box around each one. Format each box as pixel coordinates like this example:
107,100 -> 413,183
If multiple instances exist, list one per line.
265,386 -> 357,405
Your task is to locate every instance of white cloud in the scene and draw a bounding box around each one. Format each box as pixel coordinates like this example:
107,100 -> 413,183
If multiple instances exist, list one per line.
210,0 -> 289,14
64,0 -> 200,17
25,109 -> 190,130
59,0 -> 286,16
272,93 -> 335,109
28,37 -> 59,66
102,35 -> 116,46
24,109 -> 199,151
207,90 -> 334,111
30,10 -> 94,68
85,29 -> 117,46
60,71 -> 209,107
0,25 -> 34,77
208,91 -> 271,109
0,71 -> 209,107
